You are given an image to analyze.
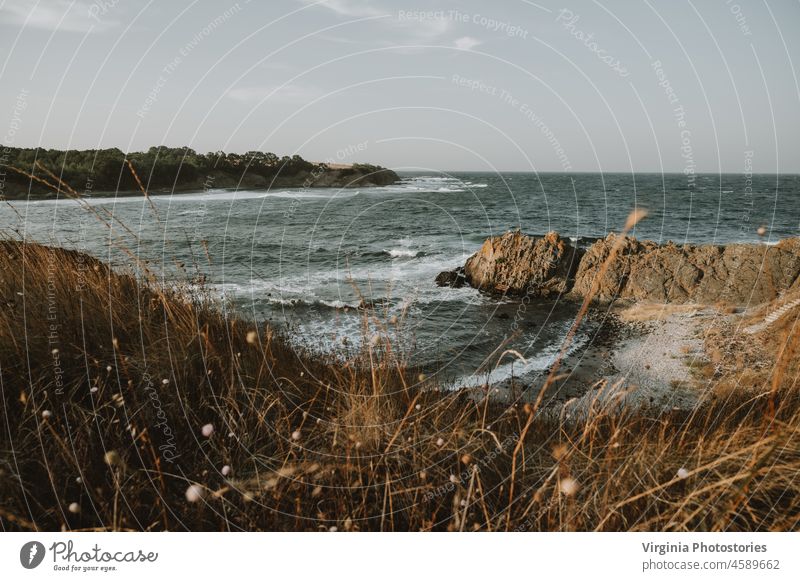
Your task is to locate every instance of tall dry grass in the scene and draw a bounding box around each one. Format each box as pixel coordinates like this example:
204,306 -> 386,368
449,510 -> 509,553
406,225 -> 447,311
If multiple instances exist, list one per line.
0,235 -> 798,531
1,164 -> 798,531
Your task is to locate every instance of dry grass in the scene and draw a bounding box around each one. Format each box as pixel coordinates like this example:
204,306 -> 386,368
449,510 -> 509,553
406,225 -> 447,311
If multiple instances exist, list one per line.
0,237 -> 798,532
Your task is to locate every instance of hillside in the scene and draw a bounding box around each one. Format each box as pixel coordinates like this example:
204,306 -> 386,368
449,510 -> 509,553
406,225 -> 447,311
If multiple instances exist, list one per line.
1,238 -> 798,531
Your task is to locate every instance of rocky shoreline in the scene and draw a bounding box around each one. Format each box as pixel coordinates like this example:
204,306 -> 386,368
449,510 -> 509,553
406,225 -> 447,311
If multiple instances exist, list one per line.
438,230 -> 800,305
444,231 -> 800,411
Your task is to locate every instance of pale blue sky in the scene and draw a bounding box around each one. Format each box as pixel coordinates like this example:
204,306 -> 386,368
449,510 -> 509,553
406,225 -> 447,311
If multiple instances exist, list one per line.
1,0 -> 799,172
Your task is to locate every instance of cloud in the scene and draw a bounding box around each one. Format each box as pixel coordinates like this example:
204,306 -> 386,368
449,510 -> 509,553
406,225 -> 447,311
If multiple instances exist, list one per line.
453,36 -> 482,51
226,84 -> 319,103
298,1 -> 459,50
295,0 -> 381,18
299,1 -> 452,41
391,14 -> 452,42
0,0 -> 119,33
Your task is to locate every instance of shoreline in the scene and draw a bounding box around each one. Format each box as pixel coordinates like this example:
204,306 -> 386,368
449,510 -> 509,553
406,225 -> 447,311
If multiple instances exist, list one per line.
3,181 -> 378,201
0,178 -> 400,201
472,301 -> 736,414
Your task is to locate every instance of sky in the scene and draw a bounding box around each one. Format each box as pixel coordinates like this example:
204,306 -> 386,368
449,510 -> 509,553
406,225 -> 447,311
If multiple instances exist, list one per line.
1,0 -> 799,173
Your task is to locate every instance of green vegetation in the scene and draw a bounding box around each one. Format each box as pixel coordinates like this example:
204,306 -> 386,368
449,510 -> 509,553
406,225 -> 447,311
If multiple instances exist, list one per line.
0,146 -> 398,199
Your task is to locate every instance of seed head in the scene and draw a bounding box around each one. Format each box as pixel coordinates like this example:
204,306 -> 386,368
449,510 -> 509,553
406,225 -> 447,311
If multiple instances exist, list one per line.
185,484 -> 205,503
103,450 -> 122,467
559,477 -> 579,496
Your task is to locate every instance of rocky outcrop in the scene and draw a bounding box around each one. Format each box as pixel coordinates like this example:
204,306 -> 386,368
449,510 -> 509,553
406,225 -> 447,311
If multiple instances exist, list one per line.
573,234 -> 800,304
435,267 -> 467,288
462,231 -> 583,297
308,164 -> 400,188
264,164 -> 399,189
440,231 -> 800,306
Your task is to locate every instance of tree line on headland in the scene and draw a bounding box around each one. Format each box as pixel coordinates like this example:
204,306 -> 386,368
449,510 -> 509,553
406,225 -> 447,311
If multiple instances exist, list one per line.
0,146 -> 399,199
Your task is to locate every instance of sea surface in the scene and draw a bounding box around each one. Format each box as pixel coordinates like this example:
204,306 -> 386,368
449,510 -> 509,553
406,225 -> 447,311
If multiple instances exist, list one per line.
4,172 -> 799,387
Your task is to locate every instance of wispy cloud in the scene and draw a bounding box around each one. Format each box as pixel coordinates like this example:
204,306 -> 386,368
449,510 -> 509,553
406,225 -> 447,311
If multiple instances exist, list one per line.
298,0 -> 454,44
392,14 -> 453,42
226,84 -> 319,103
298,1 -> 485,55
295,0 -> 382,18
0,0 -> 119,33
453,36 -> 482,51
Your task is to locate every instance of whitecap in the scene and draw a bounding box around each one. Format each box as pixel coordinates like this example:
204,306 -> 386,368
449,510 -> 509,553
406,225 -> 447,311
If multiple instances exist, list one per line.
386,248 -> 420,258
453,321 -> 587,389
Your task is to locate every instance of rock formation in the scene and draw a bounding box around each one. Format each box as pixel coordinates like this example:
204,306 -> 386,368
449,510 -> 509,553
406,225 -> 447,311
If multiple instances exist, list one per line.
462,231 -> 583,297
440,231 -> 800,306
435,267 -> 467,288
573,234 -> 800,304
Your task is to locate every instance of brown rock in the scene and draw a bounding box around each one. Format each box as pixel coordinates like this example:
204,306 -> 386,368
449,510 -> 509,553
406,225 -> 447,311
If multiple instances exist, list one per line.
463,231 -> 583,297
571,234 -> 800,305
451,230 -> 800,306
435,267 -> 466,288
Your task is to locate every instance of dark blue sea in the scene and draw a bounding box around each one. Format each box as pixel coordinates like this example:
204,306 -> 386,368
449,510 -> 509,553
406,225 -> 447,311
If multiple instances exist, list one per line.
5,172 -> 799,385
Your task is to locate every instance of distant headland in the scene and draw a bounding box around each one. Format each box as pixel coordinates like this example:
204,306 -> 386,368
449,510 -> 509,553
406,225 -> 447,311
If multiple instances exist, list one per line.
0,146 -> 400,199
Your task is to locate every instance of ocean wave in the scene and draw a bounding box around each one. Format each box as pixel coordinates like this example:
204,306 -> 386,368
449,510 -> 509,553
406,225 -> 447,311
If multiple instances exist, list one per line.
267,297 -> 359,309
454,320 -> 587,389
363,176 -> 483,195
385,248 -> 425,258
257,190 -> 360,200
406,176 -> 460,182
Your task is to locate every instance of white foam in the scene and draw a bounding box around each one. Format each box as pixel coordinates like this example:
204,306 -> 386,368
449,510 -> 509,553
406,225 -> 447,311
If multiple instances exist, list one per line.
387,248 -> 419,258
454,322 -> 587,389
14,187 -> 360,207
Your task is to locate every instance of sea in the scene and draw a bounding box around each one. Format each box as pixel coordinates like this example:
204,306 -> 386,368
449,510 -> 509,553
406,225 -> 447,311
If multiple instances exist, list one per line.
5,172 -> 799,387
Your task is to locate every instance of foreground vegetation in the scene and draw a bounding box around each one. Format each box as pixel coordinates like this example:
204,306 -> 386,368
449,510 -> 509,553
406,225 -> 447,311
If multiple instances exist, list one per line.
0,236 -> 798,531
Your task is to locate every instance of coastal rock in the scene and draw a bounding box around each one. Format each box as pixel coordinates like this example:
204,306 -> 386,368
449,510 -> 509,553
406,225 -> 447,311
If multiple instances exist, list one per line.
435,267 -> 467,288
569,234 -> 656,299
305,164 -> 399,188
450,230 -> 800,306
462,231 -> 583,297
572,234 -> 800,304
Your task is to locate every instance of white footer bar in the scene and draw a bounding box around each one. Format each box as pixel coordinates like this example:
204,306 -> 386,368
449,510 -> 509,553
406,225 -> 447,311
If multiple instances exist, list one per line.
2,532 -> 798,580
